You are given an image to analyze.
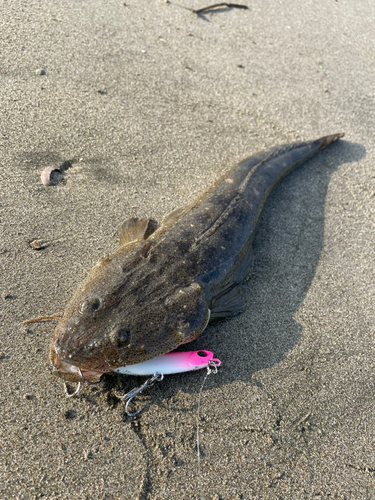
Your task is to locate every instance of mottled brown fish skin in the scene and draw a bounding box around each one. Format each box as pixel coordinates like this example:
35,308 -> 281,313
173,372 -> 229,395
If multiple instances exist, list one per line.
51,133 -> 344,380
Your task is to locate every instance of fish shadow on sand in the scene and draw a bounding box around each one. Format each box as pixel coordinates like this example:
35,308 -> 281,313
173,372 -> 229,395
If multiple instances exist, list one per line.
104,139 -> 365,407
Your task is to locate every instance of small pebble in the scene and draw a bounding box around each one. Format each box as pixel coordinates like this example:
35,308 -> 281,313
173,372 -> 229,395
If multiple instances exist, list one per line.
21,325 -> 33,335
83,450 -> 94,460
36,69 -> 46,76
64,409 -> 77,420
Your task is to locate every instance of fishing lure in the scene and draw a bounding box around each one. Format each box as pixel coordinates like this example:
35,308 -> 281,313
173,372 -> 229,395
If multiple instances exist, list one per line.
64,350 -> 221,416
114,350 -> 221,376
118,351 -> 221,416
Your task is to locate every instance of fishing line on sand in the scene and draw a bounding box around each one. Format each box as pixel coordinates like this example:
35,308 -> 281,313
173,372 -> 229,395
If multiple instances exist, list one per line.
196,359 -> 219,497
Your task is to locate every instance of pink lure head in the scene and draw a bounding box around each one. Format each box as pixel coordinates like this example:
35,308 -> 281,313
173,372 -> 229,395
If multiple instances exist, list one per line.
183,350 -> 221,370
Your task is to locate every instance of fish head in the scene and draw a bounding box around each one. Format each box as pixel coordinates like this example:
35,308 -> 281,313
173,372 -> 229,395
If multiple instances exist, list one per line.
51,241 -> 210,381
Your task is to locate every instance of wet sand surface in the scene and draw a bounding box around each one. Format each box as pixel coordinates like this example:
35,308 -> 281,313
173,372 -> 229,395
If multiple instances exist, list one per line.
1,1 -> 374,498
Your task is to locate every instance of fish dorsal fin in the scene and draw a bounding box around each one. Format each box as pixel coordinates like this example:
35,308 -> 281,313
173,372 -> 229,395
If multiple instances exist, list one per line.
149,206 -> 187,243
119,217 -> 158,246
161,206 -> 186,227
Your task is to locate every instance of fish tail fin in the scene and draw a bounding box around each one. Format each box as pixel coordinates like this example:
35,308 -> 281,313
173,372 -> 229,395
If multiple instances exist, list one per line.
315,132 -> 345,151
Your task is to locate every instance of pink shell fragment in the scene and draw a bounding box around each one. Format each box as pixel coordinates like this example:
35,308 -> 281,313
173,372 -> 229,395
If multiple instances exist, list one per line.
41,166 -> 61,186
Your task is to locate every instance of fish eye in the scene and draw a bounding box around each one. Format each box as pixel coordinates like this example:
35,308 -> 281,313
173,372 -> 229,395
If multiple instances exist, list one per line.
110,327 -> 131,349
80,297 -> 102,315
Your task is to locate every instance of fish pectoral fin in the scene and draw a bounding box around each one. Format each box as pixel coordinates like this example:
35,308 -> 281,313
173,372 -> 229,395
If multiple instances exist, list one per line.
165,282 -> 210,344
209,286 -> 245,323
119,217 -> 158,246
207,246 -> 253,322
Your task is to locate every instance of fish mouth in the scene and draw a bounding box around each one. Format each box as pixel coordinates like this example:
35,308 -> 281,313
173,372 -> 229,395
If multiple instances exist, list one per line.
49,342 -> 103,383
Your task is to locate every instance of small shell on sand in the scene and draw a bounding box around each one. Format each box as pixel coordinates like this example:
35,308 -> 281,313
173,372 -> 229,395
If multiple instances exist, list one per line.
30,240 -> 42,250
41,166 -> 61,186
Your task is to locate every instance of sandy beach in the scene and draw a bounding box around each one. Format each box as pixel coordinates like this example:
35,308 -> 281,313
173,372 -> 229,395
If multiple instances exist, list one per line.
1,1 -> 374,498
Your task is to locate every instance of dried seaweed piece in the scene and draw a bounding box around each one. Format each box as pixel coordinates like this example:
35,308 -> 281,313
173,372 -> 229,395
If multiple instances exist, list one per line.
193,3 -> 249,14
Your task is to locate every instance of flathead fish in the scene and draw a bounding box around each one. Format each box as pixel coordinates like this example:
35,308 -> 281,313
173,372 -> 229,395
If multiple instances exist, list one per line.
50,134 -> 344,383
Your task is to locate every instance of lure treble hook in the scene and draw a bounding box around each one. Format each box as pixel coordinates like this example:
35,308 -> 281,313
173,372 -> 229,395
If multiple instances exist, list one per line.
120,372 -> 164,417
